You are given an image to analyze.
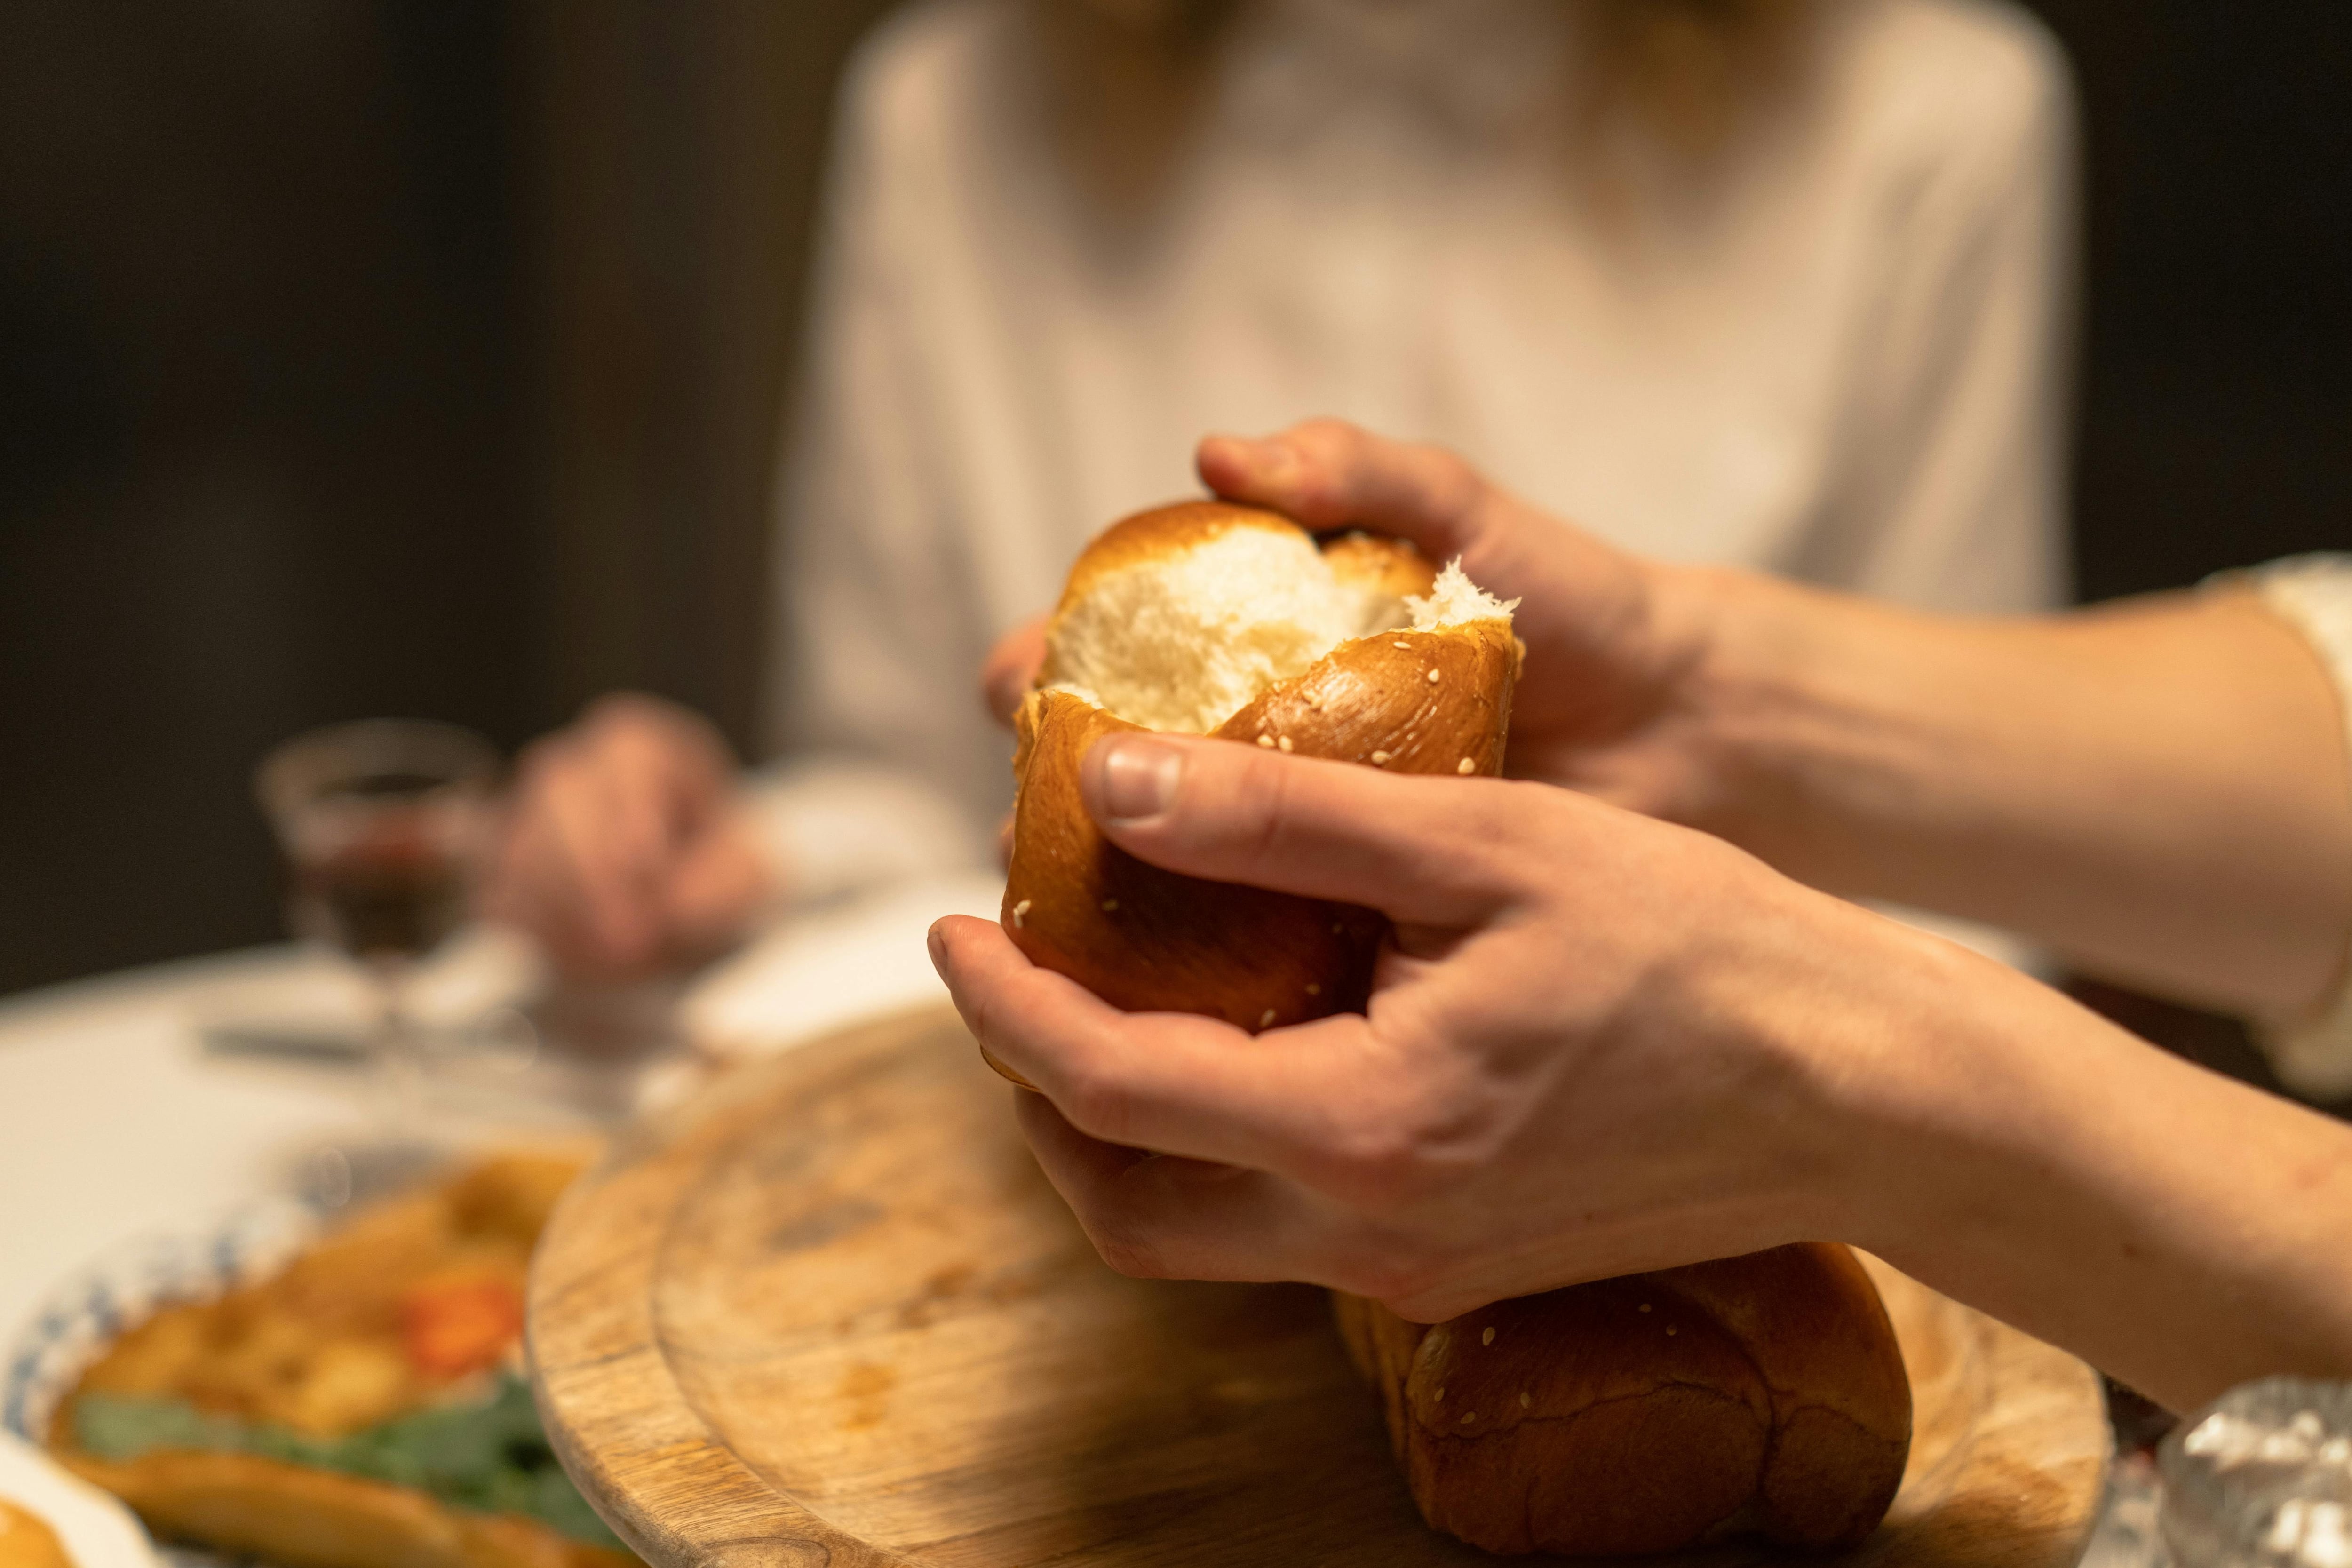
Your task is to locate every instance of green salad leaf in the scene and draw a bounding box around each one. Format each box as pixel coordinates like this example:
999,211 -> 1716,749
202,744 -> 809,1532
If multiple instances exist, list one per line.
72,1375 -> 622,1549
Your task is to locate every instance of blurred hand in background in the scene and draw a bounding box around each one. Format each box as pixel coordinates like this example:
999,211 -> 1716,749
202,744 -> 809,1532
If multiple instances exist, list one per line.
487,695 -> 771,981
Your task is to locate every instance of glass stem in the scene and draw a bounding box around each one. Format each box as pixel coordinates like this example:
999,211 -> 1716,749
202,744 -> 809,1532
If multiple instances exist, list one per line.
372,956 -> 424,1146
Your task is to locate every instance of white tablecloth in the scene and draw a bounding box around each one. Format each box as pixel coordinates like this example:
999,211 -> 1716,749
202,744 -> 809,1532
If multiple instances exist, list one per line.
0,872 -> 1003,1352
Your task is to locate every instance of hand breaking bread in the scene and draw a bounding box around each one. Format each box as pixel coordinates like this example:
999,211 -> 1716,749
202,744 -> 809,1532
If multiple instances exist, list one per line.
1001,501 -> 1518,1036
997,499 -> 1914,1556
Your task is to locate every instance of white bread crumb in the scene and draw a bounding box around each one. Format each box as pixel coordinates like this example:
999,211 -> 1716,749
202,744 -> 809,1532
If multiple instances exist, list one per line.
1407,558 -> 1518,629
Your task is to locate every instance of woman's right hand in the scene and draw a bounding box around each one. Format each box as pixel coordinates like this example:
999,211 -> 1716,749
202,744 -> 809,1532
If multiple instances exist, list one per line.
982,419 -> 1751,830
1195,420 -> 1752,823
931,728 -> 2352,1414
486,694 -> 772,981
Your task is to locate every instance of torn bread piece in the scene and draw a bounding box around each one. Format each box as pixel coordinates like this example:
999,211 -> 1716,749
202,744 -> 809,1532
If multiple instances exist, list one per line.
1004,501 -> 1515,1033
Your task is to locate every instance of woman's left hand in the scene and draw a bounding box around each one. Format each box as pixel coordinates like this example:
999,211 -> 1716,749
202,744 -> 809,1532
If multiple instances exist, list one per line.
928,729 -> 1951,1322
931,728 -> 2352,1411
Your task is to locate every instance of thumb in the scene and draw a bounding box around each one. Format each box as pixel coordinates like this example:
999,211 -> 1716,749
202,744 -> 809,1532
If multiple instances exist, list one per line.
1079,733 -> 1524,926
1196,418 -> 1488,564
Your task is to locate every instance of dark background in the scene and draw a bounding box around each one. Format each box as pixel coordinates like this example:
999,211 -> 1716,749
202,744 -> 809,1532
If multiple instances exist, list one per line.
0,1 -> 2346,1000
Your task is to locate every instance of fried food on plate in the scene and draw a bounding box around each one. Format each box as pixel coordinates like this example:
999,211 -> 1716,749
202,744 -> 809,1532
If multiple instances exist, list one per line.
48,1152 -> 629,1568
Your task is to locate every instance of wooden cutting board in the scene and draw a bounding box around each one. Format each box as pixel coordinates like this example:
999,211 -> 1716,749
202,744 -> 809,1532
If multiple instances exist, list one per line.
529,1006 -> 2112,1568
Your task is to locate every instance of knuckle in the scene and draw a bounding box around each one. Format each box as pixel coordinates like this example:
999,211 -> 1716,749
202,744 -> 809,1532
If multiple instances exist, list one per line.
1321,1106 -> 1441,1214
1336,1250 -> 1438,1307
1229,751 -> 1295,868
1055,1059 -> 1134,1146
1328,1140 -> 1434,1215
1087,1221 -> 1168,1281
1290,415 -> 1357,459
1451,780 -> 1561,884
960,986 -> 1011,1069
1282,420 -> 1359,519
1422,444 -> 1481,518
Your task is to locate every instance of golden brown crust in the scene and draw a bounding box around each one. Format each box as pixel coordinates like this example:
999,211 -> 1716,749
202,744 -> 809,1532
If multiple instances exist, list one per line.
0,1500 -> 73,1568
1221,620 -> 1516,778
1335,1244 -> 1911,1556
56,1452 -> 628,1568
1647,1243 -> 1912,1546
1001,504 -> 1513,1042
1002,690 -> 1386,1031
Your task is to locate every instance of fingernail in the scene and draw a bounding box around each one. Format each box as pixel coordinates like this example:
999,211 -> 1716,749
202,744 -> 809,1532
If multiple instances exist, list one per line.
926,921 -> 948,975
1093,736 -> 1183,823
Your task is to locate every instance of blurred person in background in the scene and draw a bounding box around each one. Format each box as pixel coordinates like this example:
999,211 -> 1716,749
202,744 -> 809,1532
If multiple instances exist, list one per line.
493,0 -> 2078,979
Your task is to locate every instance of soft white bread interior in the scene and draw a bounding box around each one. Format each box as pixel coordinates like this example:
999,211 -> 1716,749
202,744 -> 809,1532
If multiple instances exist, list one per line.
1040,507 -> 1511,733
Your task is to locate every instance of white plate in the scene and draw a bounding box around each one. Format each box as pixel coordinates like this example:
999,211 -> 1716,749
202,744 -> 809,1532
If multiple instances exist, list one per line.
3,1199 -> 320,1447
3,1200 -> 321,1568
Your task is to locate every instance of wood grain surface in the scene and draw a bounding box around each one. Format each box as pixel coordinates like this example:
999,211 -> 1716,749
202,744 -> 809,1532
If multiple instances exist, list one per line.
529,1006 -> 2111,1568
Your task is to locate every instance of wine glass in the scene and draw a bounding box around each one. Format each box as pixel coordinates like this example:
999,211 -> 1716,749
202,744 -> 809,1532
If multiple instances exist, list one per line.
255,719 -> 501,1178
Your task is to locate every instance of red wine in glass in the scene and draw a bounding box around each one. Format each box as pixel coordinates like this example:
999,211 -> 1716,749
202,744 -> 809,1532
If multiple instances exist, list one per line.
297,794 -> 472,962
256,722 -> 501,1163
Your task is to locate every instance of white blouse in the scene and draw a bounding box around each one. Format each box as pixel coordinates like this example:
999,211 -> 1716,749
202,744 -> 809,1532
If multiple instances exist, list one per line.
749,0 -> 2079,902
2249,556 -> 2352,1099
